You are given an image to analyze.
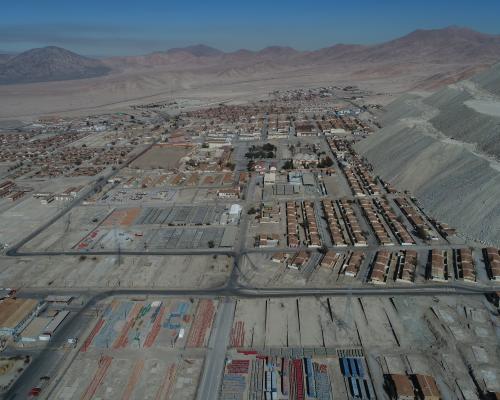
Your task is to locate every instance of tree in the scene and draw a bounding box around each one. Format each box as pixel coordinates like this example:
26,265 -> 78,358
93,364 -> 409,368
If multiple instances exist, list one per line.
262,143 -> 276,152
318,156 -> 334,168
283,160 -> 294,170
416,226 -> 428,240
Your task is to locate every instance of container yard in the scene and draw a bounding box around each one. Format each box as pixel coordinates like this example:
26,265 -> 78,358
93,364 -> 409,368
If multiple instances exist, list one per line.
81,298 -> 217,351
219,350 -> 361,400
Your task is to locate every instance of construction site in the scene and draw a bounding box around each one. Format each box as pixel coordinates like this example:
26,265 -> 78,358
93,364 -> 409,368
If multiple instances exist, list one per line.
219,295 -> 500,399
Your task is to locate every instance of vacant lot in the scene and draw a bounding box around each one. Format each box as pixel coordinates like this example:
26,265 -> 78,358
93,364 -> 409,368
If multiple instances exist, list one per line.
131,145 -> 191,170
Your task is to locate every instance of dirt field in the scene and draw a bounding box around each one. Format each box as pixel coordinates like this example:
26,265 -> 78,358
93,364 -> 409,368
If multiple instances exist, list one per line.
130,145 -> 191,170
227,295 -> 500,399
0,357 -> 30,394
0,254 -> 232,289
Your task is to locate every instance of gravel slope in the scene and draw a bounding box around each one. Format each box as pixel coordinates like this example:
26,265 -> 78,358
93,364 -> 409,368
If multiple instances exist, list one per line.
356,65 -> 500,245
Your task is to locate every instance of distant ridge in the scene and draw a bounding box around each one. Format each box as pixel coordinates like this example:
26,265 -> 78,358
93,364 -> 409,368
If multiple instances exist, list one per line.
0,46 -> 111,84
2,26 -> 500,85
166,44 -> 224,57
105,26 -> 500,69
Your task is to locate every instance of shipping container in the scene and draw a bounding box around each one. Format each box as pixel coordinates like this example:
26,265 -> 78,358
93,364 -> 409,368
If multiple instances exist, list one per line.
349,377 -> 360,398
360,379 -> 370,399
341,358 -> 351,377
349,358 -> 358,377
354,358 -> 365,378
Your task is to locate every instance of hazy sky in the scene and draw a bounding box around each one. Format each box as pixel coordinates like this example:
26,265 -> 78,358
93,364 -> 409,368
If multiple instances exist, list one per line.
2,0 -> 500,56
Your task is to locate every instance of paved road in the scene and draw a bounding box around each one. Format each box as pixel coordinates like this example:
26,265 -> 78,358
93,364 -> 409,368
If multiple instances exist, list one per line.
7,242 -> 482,258
196,297 -> 235,400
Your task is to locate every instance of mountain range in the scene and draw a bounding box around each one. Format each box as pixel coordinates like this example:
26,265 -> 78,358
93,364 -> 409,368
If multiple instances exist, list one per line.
2,26 -> 500,85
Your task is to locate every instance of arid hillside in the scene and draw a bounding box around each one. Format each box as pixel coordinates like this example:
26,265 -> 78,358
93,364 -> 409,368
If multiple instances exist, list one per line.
356,63 -> 500,246
0,46 -> 110,84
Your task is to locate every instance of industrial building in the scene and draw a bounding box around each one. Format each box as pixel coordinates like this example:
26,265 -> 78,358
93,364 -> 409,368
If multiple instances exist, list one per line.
0,298 -> 41,338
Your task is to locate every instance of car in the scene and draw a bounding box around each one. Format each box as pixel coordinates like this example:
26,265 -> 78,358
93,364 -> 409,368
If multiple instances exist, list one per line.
29,387 -> 41,397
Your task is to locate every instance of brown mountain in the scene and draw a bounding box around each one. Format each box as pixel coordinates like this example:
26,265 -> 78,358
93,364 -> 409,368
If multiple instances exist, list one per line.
0,46 -> 111,84
105,26 -> 500,73
165,44 -> 224,57
2,27 -> 500,88
309,26 -> 500,65
357,26 -> 500,63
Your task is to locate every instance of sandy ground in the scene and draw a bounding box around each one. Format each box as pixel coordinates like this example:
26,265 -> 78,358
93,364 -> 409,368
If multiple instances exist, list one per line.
0,61 -> 444,122
0,254 -> 231,289
50,297 -> 211,400
228,295 -> 500,399
130,145 -> 191,170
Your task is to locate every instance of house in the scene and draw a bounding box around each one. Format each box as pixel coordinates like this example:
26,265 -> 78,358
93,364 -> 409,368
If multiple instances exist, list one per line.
271,253 -> 287,263
320,251 -> 338,269
414,374 -> 440,400
257,233 -> 280,248
253,161 -> 267,174
264,172 -> 276,185
217,187 -> 240,199
292,153 -> 319,168
288,251 -> 309,270
387,374 -> 415,400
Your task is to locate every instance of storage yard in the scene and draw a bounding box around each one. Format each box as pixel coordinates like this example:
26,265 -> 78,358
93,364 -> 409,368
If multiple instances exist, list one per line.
220,350 -> 374,400
23,203 -> 241,251
50,297 -> 217,400
221,295 -> 500,399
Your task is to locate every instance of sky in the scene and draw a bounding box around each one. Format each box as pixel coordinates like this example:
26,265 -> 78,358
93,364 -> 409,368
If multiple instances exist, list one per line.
1,0 -> 500,56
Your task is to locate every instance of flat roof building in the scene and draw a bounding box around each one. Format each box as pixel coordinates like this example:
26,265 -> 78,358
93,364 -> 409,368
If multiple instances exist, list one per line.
387,374 -> 415,400
414,374 -> 440,400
